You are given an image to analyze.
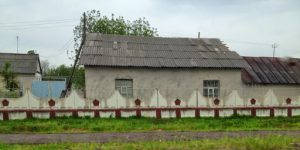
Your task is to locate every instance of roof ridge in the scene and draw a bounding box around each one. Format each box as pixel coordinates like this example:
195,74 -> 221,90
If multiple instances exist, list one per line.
83,48 -> 232,52
86,32 -> 220,41
81,54 -> 244,60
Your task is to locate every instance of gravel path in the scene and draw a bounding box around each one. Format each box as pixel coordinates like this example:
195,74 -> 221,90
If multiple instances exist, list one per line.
0,130 -> 300,144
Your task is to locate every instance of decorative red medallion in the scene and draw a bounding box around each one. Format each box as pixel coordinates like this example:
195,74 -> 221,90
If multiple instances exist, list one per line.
175,99 -> 181,106
2,99 -> 9,106
286,98 -> 292,105
93,99 -> 100,106
48,99 -> 55,107
250,98 -> 256,105
135,99 -> 141,106
213,98 -> 220,105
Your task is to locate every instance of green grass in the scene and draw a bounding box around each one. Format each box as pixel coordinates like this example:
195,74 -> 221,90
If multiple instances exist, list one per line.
1,116 -> 300,133
0,135 -> 299,150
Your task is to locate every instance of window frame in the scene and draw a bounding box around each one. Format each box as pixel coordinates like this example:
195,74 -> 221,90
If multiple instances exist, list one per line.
115,79 -> 133,98
203,80 -> 220,97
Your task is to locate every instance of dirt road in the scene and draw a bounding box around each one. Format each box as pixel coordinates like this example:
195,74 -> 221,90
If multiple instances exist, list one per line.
0,130 -> 299,144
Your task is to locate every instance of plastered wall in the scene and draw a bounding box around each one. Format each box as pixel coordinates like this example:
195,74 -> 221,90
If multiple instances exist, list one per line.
85,67 -> 300,108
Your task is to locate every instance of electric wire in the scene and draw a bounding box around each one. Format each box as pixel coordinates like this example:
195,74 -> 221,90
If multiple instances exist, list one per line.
0,18 -> 78,30
40,38 -> 73,59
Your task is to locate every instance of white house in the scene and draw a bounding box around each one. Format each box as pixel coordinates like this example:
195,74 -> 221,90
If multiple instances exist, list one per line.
79,33 -> 300,108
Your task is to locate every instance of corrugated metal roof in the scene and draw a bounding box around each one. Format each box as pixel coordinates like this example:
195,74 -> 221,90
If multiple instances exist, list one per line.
242,57 -> 300,85
0,53 -> 40,74
79,33 -> 249,69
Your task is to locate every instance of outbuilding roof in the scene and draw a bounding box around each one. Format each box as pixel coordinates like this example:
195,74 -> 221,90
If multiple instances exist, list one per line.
0,53 -> 41,74
242,57 -> 300,85
79,33 -> 249,69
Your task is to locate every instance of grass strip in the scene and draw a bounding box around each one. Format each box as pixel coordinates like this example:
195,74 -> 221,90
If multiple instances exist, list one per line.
0,135 -> 299,150
0,116 -> 300,133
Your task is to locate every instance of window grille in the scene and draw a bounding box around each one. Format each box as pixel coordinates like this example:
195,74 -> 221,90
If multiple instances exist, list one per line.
115,79 -> 133,97
203,80 -> 219,97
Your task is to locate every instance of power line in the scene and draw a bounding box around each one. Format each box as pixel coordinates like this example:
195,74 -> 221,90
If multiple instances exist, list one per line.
0,19 -> 77,25
0,20 -> 77,28
0,18 -> 78,30
40,38 -> 73,59
0,24 -> 76,30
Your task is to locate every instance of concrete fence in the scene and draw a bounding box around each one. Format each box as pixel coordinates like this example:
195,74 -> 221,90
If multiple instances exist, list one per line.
1,106 -> 300,120
1,88 -> 300,120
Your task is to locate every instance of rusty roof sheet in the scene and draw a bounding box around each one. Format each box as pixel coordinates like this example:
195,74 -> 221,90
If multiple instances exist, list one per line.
0,53 -> 40,74
79,33 -> 249,69
242,57 -> 300,85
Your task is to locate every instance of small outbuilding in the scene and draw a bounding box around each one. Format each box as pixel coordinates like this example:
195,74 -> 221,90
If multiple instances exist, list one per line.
0,52 -> 42,97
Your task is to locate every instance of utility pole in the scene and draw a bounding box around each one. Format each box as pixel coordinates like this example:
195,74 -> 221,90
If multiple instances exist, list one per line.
16,36 -> 19,53
272,43 -> 278,58
62,12 -> 87,97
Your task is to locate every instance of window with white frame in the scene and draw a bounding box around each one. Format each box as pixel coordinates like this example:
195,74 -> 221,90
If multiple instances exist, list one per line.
203,80 -> 219,97
115,79 -> 133,97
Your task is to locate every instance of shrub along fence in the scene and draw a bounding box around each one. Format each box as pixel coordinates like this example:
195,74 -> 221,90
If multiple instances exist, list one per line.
0,88 -> 22,98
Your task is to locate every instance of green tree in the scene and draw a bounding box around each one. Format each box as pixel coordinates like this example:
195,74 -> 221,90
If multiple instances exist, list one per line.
73,10 -> 158,53
45,64 -> 84,90
73,67 -> 85,89
47,65 -> 71,77
0,62 -> 18,90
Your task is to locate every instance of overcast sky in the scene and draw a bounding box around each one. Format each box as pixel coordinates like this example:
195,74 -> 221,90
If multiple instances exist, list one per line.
0,0 -> 299,66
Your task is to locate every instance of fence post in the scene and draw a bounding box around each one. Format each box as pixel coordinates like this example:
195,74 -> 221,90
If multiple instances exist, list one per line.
26,110 -> 33,119
115,109 -> 121,118
251,108 -> 256,117
214,109 -> 219,118
156,109 -> 161,119
270,108 -> 274,117
49,110 -> 55,119
233,109 -> 237,116
72,110 -> 78,117
175,108 -> 181,118
2,111 -> 9,120
136,109 -> 141,118
195,109 -> 200,118
174,99 -> 181,119
94,110 -> 100,118
287,107 -> 292,117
